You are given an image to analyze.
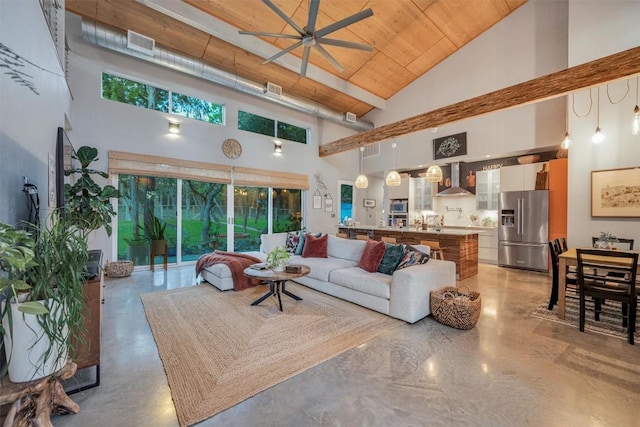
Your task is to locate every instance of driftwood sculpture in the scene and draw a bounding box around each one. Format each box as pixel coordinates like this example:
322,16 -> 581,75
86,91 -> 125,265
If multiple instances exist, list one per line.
0,361 -> 79,427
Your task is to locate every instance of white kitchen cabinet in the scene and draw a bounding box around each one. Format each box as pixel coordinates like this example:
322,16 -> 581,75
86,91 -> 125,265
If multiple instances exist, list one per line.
387,176 -> 410,199
410,177 -> 433,212
478,228 -> 498,264
475,169 -> 500,210
499,163 -> 546,192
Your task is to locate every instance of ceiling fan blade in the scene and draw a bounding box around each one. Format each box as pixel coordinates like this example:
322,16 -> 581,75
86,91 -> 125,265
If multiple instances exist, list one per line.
313,44 -> 344,73
300,46 -> 311,78
317,38 -> 374,52
315,8 -> 373,39
306,0 -> 320,34
239,31 -> 301,40
262,40 -> 303,64
262,0 -> 306,36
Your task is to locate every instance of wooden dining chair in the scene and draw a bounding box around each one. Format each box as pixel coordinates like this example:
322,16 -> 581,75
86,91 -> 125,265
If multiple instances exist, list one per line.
381,236 -> 396,244
548,240 -> 579,310
576,248 -> 638,344
558,237 -> 568,252
356,234 -> 369,241
420,240 -> 444,260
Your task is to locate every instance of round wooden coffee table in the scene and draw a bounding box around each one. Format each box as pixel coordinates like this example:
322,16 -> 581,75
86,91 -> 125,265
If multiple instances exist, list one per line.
243,264 -> 310,311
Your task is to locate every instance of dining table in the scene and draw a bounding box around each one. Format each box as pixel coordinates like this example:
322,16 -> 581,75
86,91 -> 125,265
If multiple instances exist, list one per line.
557,247 -> 639,320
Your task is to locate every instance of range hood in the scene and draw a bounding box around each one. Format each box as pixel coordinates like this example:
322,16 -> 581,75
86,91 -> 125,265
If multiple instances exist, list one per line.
436,162 -> 474,197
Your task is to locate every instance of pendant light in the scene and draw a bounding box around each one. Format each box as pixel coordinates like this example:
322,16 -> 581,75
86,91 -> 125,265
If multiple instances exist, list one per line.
633,76 -> 640,136
592,86 -> 604,144
561,95 -> 572,149
385,142 -> 401,187
355,146 -> 369,189
425,163 -> 443,183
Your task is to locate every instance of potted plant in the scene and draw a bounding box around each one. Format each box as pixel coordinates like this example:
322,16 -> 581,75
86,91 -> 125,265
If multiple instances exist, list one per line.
1,213 -> 88,382
596,231 -> 618,249
64,145 -> 120,237
141,209 -> 167,255
265,246 -> 291,272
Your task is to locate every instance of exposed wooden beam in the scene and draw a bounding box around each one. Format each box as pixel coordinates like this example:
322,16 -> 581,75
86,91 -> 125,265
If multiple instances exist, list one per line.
319,46 -> 640,157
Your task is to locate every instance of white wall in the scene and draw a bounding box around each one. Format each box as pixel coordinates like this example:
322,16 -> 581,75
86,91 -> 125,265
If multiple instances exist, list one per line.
566,1 -> 640,247
362,0 -> 569,176
64,14 -> 360,257
356,0 -> 569,225
0,0 -> 70,225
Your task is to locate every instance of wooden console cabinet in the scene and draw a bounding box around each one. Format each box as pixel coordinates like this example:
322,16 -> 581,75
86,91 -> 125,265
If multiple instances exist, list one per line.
70,272 -> 103,390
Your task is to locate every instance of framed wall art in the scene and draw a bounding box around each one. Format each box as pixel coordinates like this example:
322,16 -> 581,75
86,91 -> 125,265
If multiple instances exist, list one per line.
313,189 -> 322,209
324,194 -> 333,212
591,166 -> 640,217
363,199 -> 376,208
434,132 -> 467,160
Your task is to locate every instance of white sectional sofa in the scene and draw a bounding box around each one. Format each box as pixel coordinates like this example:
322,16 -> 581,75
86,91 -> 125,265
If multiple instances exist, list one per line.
199,233 -> 456,323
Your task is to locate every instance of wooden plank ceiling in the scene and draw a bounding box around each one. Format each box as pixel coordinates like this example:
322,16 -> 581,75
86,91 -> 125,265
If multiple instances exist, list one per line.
66,0 -> 527,118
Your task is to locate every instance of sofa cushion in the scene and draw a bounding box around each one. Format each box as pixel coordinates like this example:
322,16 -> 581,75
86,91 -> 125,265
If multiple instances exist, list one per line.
330,267 -> 392,299
378,243 -> 405,275
396,245 -> 430,270
297,257 -> 357,282
261,233 -> 287,254
295,232 -> 321,255
358,239 -> 386,273
327,234 -> 366,262
302,233 -> 328,258
285,232 -> 299,253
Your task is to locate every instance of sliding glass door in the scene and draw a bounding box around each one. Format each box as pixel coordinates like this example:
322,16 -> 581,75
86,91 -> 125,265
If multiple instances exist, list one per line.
116,175 -> 303,265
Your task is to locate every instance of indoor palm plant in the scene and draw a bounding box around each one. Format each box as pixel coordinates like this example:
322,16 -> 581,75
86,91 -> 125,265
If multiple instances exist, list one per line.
265,246 -> 291,272
0,213 -> 88,382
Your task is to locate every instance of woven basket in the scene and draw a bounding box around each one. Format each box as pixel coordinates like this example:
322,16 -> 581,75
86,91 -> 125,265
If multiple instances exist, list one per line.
105,260 -> 134,278
430,286 -> 481,330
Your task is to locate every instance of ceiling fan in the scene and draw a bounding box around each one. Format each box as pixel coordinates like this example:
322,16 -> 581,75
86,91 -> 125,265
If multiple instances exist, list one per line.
239,0 -> 374,77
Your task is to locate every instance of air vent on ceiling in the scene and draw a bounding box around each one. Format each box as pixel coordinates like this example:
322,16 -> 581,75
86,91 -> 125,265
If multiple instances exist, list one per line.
363,142 -> 380,158
264,82 -> 282,97
127,30 -> 155,56
344,112 -> 357,123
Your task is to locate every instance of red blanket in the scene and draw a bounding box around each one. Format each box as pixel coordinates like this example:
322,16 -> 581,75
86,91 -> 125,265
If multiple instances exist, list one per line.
196,250 -> 262,291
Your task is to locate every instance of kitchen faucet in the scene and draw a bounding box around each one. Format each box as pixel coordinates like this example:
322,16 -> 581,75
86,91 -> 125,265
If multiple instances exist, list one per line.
446,206 -> 464,219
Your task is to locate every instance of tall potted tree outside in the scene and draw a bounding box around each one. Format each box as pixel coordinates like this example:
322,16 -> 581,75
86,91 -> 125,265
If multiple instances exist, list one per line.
1,213 -> 88,382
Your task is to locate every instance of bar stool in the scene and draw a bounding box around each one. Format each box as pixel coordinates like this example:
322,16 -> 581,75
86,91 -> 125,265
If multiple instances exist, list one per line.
336,232 -> 348,238
420,240 -> 444,260
381,236 -> 396,243
356,234 -> 369,241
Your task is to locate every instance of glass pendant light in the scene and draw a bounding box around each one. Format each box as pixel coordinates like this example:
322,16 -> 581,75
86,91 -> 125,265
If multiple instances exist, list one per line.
355,146 -> 369,189
592,87 -> 604,144
385,142 -> 401,186
561,95 -> 573,149
633,76 -> 640,136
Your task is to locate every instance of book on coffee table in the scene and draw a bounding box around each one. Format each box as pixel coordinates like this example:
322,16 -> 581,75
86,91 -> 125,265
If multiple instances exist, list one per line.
250,263 -> 267,270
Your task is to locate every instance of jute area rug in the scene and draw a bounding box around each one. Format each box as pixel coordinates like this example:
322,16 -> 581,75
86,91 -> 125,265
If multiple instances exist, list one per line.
531,296 -> 638,341
141,282 -> 401,427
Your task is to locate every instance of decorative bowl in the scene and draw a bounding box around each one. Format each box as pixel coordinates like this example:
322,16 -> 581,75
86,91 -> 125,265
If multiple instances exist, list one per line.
517,154 -> 541,164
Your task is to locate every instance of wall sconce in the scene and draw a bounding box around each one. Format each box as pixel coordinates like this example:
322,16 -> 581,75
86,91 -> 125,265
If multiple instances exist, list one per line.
168,121 -> 180,134
274,141 -> 282,154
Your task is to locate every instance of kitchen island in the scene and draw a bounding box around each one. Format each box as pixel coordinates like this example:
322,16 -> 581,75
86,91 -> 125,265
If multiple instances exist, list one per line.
338,226 -> 479,280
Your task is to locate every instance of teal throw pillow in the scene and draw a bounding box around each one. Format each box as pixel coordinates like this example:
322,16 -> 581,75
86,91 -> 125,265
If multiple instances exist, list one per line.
377,243 -> 405,275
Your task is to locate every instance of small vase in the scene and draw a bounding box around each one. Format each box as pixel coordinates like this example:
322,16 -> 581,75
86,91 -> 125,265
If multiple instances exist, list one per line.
273,263 -> 286,272
597,240 -> 611,249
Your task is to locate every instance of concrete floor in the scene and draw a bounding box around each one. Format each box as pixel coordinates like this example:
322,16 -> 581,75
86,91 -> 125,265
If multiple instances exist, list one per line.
53,263 -> 640,427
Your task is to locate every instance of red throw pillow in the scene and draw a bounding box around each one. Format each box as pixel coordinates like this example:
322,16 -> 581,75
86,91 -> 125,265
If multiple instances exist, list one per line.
302,233 -> 328,258
359,239 -> 386,272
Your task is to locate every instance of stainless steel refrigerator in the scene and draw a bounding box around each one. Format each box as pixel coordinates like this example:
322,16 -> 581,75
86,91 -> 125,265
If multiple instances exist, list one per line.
498,190 -> 549,271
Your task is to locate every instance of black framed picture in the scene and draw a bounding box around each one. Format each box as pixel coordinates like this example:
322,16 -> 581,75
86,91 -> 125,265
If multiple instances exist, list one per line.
434,132 -> 467,160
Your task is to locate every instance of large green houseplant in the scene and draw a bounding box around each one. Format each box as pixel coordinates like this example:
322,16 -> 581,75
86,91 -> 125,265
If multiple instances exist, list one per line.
141,209 -> 167,255
0,213 -> 88,381
64,145 -> 120,237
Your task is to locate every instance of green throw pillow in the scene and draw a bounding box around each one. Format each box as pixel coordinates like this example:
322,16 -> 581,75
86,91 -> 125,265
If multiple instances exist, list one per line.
377,243 -> 405,275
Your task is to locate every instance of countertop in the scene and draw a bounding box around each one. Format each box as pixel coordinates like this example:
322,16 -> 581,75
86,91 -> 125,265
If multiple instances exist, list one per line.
338,225 -> 484,236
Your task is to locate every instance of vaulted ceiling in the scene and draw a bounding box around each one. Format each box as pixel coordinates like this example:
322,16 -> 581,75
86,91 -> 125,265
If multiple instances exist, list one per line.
66,0 -> 527,119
